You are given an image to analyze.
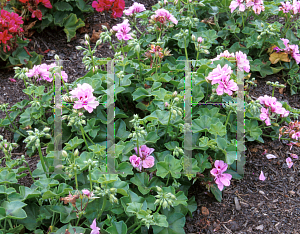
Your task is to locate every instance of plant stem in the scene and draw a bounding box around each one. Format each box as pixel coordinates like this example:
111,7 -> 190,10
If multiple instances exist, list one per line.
38,146 -> 48,178
163,108 -> 173,142
80,126 -> 90,150
74,167 -> 78,190
262,134 -> 291,140
224,110 -> 232,127
128,222 -> 138,231
132,223 -> 142,233
61,77 -> 69,95
98,196 -> 107,220
155,204 -> 162,214
184,38 -> 189,61
89,165 -> 93,191
272,87 -> 275,97
166,173 -> 170,186
25,161 -> 35,182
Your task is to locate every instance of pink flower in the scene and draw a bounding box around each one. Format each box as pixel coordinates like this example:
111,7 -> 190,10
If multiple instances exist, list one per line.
246,0 -> 265,14
70,83 -> 99,113
124,2 -> 146,16
259,171 -> 266,181
287,142 -> 297,150
289,44 -> 300,64
26,65 -> 49,81
292,1 -> 300,14
90,218 -> 100,234
216,75 -> 239,96
286,157 -> 293,168
142,156 -> 155,168
235,51 -> 250,73
260,107 -> 271,126
129,155 -> 142,171
206,64 -> 233,85
229,0 -> 246,13
151,9 -> 178,25
291,154 -> 298,159
130,145 -> 155,170
291,132 -> 300,140
279,1 -> 293,13
165,102 -> 169,107
210,160 -> 232,191
9,78 -> 17,82
210,160 -> 228,176
112,19 -> 133,41
82,189 -> 94,198
211,50 -> 235,62
258,95 -> 277,107
197,37 -> 203,43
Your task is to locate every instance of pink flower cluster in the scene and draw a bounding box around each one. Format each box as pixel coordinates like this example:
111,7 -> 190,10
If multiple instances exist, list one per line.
70,83 -> 99,113
124,2 -> 146,16
211,50 -> 250,73
273,38 -> 300,64
210,160 -> 232,191
151,9 -> 178,25
112,19 -> 133,41
230,0 -> 265,15
26,63 -> 68,82
129,145 -> 155,171
279,0 -> 300,14
82,189 -> 94,198
258,95 -> 289,126
206,64 -> 239,96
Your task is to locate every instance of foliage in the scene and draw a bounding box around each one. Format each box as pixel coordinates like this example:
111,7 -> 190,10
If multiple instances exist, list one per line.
0,0 -> 300,233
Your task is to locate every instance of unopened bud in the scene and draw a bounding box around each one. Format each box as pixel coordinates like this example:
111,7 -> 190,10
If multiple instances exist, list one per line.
172,91 -> 178,97
156,186 -> 162,192
191,35 -> 196,41
84,34 -> 90,41
174,97 -> 179,102
62,150 -> 68,157
76,46 -> 84,50
74,149 -> 79,157
43,127 -> 50,133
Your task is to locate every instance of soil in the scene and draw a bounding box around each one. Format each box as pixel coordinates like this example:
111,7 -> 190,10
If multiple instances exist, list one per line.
0,1 -> 300,233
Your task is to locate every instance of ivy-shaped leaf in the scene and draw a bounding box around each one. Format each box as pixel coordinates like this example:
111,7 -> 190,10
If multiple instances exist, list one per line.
156,155 -> 182,179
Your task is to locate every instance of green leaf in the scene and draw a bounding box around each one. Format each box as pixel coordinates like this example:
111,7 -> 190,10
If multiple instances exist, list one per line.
153,213 -> 169,227
152,208 -> 185,234
164,141 -> 179,151
115,119 -> 130,141
42,183 -> 73,199
210,184 -> 222,202
130,172 -> 163,195
156,155 -> 182,179
2,201 -> 27,219
51,205 -> 77,223
63,13 -> 85,42
17,203 -> 41,231
143,110 -> 170,125
54,2 -> 73,11
84,118 -> 101,138
195,153 -> 212,173
210,122 -> 226,136
8,186 -> 40,201
192,115 -> 212,133
132,87 -> 150,101
53,11 -> 69,27
64,136 -> 84,150
107,221 -> 127,234
55,223 -> 85,234
145,131 -> 160,143
76,0 -> 94,12
0,170 -> 17,184
0,185 -> 16,195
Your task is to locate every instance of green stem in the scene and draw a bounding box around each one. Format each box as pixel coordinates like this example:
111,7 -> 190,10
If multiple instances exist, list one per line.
38,146 -> 48,178
76,213 -> 82,226
132,223 -> 142,233
184,38 -> 189,61
109,41 -> 116,53
155,204 -> 162,214
98,196 -> 107,220
262,134 -> 291,140
272,87 -> 275,97
25,161 -> 35,182
89,165 -> 93,191
80,126 -> 90,150
224,110 -> 232,127
163,108 -> 173,142
121,40 -> 125,58
61,77 -> 69,95
128,221 -> 138,231
74,168 -> 78,190
166,173 -> 170,186
84,131 -> 96,146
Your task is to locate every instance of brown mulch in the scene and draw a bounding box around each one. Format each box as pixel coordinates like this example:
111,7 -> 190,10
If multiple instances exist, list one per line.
0,1 -> 300,233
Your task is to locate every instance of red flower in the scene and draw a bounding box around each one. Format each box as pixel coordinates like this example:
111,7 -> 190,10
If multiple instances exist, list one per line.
92,0 -> 114,12
31,10 -> 43,20
0,30 -> 13,44
111,0 -> 125,18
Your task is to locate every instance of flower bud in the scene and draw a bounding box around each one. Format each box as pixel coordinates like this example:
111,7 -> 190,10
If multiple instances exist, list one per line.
76,46 -> 84,50
43,127 -> 50,133
172,91 -> 178,97
81,120 -> 86,125
74,149 -> 79,157
174,97 -> 179,102
156,186 -> 162,192
84,34 -> 90,41
191,35 -> 196,41
257,35 -> 261,40
162,200 -> 168,209
54,54 -> 60,60
197,37 -> 203,43
62,150 -> 68,157
96,40 -> 102,47
165,102 -> 169,107
110,188 -> 117,193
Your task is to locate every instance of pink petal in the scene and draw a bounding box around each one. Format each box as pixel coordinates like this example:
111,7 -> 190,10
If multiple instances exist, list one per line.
259,171 -> 266,181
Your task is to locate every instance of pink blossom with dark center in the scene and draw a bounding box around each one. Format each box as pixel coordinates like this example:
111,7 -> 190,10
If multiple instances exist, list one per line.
124,2 -> 146,16
151,9 -> 178,25
210,160 -> 232,191
112,19 -> 133,41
